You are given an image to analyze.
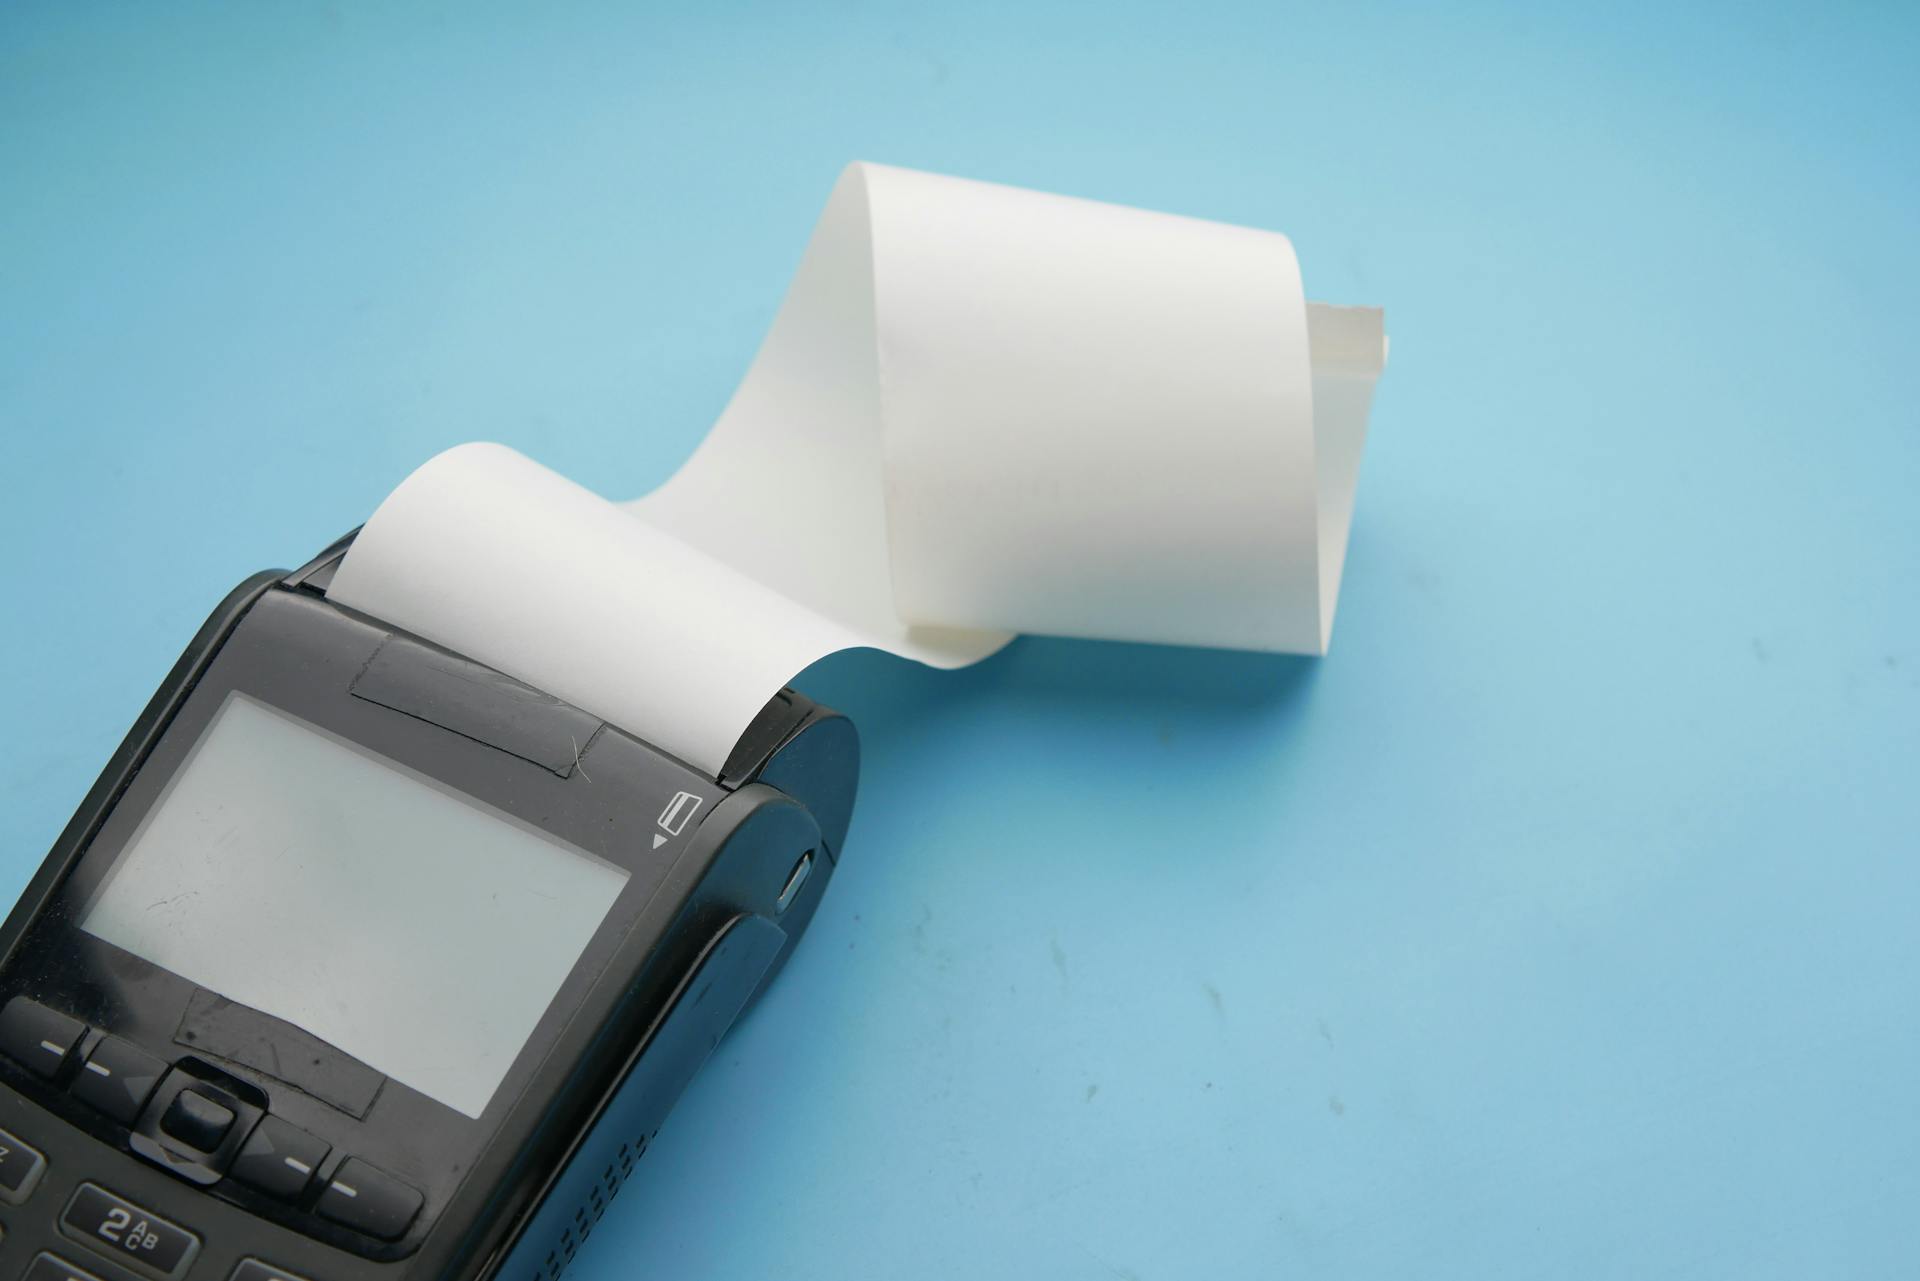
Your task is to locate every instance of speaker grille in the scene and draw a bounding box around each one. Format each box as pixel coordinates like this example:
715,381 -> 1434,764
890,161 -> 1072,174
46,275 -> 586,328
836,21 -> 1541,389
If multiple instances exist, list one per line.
533,1133 -> 652,1281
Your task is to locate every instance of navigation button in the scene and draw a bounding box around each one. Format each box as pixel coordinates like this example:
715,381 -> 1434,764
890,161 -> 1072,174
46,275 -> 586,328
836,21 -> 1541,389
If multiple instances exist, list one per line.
316,1157 -> 422,1240
229,1115 -> 329,1201
59,1183 -> 200,1279
71,1036 -> 166,1124
160,1089 -> 234,1152
24,1254 -> 109,1281
0,1126 -> 48,1204
0,997 -> 85,1079
130,1070 -> 260,1185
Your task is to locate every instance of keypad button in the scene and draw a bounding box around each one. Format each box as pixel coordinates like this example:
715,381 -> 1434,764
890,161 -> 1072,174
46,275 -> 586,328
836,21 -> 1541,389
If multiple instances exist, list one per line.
315,1157 -> 422,1240
24,1254 -> 108,1281
0,1126 -> 48,1204
0,996 -> 86,1079
228,1261 -> 311,1281
129,1071 -> 260,1186
59,1182 -> 200,1279
159,1088 -> 234,1152
228,1115 -> 329,1201
71,1036 -> 167,1124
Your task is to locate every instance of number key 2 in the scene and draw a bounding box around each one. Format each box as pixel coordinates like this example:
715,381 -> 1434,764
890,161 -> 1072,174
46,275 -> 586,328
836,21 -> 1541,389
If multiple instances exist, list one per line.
59,1183 -> 201,1279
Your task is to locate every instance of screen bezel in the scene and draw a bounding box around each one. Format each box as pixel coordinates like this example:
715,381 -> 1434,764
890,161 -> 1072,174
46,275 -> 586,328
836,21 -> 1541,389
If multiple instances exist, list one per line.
76,688 -> 636,1121
0,585 -> 721,1258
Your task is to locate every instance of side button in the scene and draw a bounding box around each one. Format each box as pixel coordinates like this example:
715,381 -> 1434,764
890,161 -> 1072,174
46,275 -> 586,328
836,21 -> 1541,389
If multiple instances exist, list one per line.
71,1036 -> 166,1125
59,1183 -> 200,1280
315,1157 -> 422,1240
229,1261 -> 311,1281
0,1126 -> 48,1204
0,997 -> 86,1079
25,1254 -> 109,1281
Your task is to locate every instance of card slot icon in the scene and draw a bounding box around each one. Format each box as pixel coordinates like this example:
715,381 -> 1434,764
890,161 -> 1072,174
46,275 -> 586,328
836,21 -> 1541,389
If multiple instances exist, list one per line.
652,791 -> 704,850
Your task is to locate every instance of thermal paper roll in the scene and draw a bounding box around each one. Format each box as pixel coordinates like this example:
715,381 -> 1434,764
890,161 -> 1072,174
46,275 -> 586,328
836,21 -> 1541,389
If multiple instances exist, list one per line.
328,163 -> 1387,773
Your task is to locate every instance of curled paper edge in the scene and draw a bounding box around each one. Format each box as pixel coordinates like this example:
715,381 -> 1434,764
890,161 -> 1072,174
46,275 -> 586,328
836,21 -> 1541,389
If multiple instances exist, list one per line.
329,163 -> 1387,774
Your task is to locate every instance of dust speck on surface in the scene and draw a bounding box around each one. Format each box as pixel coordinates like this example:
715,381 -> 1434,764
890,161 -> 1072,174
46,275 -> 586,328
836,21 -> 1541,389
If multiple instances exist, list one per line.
1327,1094 -> 1345,1116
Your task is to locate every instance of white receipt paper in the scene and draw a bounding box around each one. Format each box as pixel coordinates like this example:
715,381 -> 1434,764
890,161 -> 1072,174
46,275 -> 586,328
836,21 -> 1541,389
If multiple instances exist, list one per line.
328,162 -> 1388,775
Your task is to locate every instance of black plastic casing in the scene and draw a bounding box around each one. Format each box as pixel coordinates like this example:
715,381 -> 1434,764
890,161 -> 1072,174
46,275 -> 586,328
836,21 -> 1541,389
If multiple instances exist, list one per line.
0,551 -> 857,1281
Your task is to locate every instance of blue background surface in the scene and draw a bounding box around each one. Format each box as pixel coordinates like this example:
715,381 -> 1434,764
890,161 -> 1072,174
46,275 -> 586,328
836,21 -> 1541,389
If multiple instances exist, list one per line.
3,4 -> 1917,1277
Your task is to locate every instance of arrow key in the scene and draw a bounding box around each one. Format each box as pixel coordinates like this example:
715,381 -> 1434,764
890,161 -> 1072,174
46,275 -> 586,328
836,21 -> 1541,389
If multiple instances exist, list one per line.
72,1036 -> 167,1125
229,1115 -> 330,1201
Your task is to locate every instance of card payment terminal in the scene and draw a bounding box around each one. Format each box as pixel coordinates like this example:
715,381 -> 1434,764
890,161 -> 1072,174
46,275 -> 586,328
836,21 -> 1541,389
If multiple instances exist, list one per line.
0,534 -> 857,1281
